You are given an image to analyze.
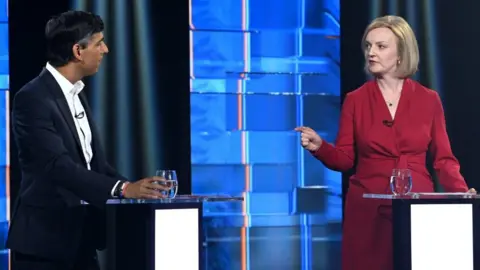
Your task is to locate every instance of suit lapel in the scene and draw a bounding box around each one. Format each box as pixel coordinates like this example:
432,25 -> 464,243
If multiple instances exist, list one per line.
40,69 -> 84,161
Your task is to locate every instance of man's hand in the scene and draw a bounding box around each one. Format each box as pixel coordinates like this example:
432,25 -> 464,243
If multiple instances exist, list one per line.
123,177 -> 170,199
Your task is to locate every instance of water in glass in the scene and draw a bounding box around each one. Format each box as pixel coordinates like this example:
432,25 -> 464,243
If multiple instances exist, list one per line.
155,170 -> 178,198
390,168 -> 412,195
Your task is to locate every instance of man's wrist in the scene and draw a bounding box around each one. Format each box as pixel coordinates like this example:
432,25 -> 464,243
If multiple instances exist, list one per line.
120,182 -> 130,198
113,180 -> 128,198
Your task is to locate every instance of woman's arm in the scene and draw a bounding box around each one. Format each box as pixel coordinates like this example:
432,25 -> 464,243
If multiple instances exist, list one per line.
429,92 -> 468,192
311,93 -> 356,172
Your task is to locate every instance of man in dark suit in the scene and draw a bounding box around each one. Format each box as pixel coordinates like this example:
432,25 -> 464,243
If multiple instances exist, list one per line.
6,11 -> 168,270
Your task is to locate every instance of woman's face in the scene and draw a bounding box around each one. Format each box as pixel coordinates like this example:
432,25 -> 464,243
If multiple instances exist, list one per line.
364,27 -> 400,77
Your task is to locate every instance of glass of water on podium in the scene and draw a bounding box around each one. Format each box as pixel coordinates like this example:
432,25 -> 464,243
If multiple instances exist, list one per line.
390,168 -> 412,195
155,169 -> 179,198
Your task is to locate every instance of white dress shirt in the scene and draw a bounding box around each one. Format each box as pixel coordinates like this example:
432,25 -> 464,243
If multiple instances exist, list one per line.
46,63 -> 93,169
46,63 -> 120,197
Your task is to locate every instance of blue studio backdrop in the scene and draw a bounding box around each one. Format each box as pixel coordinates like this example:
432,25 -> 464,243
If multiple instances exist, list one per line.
190,0 -> 341,268
0,0 -> 9,268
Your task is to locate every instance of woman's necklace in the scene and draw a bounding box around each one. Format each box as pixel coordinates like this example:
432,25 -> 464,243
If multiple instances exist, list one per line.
385,92 -> 401,107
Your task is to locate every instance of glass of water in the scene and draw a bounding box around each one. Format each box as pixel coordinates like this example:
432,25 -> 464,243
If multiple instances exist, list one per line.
155,170 -> 178,198
390,168 -> 412,196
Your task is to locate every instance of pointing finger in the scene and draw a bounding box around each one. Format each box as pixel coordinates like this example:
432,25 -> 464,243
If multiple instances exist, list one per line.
302,126 -> 316,133
294,127 -> 305,132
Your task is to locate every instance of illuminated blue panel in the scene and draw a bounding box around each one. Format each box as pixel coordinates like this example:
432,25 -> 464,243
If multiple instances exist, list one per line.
0,0 -> 8,268
245,95 -> 297,131
0,21 -> 8,89
0,0 -> 5,23
191,0 -> 340,268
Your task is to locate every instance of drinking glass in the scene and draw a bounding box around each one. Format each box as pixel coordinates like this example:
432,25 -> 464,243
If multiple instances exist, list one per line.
155,170 -> 178,198
390,168 -> 412,195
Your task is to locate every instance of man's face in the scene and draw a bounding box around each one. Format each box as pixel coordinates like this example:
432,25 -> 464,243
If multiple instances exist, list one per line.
75,32 -> 109,76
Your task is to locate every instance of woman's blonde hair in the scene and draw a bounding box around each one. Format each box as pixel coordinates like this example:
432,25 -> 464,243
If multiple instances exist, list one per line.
362,15 -> 419,78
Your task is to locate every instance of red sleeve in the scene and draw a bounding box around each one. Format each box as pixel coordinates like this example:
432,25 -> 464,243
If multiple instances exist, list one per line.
429,92 -> 468,192
311,92 -> 355,172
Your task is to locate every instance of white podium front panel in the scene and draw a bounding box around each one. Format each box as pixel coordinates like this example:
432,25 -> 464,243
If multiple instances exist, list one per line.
155,208 -> 200,270
410,204 -> 473,270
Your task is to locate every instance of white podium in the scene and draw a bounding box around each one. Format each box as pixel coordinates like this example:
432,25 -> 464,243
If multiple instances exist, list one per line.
364,193 -> 479,270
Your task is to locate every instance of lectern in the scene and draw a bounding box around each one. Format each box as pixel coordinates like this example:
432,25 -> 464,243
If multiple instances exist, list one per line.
364,193 -> 480,270
104,195 -> 243,270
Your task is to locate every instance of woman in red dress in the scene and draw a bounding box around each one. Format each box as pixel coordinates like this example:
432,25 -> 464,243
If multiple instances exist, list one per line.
296,15 -> 475,270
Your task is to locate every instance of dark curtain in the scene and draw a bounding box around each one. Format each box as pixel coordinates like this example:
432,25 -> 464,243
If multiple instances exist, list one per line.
70,0 -> 192,193
341,0 -> 480,210
9,0 -> 191,210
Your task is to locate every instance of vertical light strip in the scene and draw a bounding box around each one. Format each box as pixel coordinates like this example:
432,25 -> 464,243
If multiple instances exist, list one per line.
238,80 -> 247,270
6,4 -> 11,270
298,0 -> 305,204
405,0 -> 417,29
114,0 -> 132,177
5,91 -> 8,222
189,0 -> 195,86
6,3 -> 10,270
423,0 -> 441,95
6,3 -> 10,269
387,0 -> 397,15
369,0 -> 381,20
240,0 -> 251,269
134,0 -> 159,174
5,94 -> 8,268
298,1 -> 309,269
405,0 -> 419,81
92,0 -> 108,138
71,0 -> 86,11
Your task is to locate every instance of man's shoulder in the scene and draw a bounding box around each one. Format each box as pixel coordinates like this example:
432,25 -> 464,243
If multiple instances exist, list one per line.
14,71 -> 51,102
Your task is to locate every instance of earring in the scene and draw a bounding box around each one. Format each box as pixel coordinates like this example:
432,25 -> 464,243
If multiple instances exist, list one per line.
397,59 -> 401,65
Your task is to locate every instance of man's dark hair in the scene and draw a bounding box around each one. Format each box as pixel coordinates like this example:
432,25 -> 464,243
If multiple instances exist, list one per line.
45,10 -> 104,67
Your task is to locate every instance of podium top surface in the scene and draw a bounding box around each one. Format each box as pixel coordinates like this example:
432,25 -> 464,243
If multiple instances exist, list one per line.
363,192 -> 480,200
105,194 -> 244,204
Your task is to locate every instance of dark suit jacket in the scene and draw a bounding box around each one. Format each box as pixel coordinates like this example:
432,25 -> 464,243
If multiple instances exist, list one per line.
6,68 -> 126,261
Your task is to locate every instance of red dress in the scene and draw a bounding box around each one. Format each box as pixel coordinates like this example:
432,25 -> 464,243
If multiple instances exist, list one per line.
312,79 -> 468,270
